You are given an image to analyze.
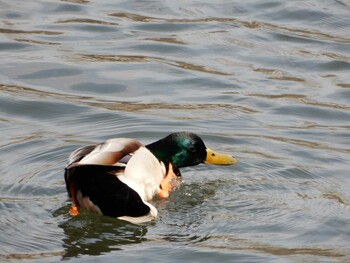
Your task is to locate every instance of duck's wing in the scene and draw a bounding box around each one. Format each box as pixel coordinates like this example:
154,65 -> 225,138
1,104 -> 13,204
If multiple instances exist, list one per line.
66,144 -> 97,168
65,164 -> 151,218
75,138 -> 143,166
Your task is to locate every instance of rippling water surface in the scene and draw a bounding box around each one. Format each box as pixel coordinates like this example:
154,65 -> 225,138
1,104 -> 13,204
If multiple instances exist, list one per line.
1,0 -> 350,262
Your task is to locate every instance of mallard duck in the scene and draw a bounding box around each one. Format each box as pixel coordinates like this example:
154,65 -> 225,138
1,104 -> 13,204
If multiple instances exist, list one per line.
64,132 -> 236,223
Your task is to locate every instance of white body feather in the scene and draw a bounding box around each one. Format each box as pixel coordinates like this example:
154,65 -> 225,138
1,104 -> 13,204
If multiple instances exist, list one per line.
119,147 -> 165,201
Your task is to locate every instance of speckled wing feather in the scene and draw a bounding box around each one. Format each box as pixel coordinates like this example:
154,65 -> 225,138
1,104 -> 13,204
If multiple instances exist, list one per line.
66,144 -> 97,168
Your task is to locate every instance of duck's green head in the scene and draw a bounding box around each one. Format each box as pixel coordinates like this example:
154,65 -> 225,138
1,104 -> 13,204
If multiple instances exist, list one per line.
146,132 -> 237,169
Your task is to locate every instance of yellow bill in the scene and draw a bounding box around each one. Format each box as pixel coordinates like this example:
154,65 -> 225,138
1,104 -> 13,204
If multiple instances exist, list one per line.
205,148 -> 237,165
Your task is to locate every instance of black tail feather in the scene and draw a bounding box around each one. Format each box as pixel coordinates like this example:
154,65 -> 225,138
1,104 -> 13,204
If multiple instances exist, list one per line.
64,164 -> 150,218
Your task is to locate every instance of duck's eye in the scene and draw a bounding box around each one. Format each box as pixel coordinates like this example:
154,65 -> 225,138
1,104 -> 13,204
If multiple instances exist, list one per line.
211,153 -> 215,156
188,145 -> 196,152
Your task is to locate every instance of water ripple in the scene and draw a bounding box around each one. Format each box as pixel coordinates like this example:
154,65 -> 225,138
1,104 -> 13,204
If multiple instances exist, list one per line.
109,12 -> 350,43
78,54 -> 230,75
0,28 -> 63,35
56,18 -> 118,25
1,0 -> 350,262
235,133 -> 350,154
1,83 -> 256,114
197,236 -> 347,258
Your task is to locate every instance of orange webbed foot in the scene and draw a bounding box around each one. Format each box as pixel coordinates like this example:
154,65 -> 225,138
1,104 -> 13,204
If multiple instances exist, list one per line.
69,204 -> 79,216
158,162 -> 177,199
68,184 -> 79,216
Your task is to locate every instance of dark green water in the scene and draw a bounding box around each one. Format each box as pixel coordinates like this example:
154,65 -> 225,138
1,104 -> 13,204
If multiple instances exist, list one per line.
1,0 -> 350,262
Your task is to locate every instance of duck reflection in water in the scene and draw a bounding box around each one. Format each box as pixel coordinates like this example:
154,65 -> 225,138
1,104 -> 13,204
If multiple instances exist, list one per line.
58,211 -> 149,258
